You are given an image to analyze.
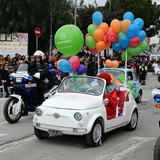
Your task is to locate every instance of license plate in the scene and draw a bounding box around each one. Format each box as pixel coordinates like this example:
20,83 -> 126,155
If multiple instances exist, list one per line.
48,130 -> 62,136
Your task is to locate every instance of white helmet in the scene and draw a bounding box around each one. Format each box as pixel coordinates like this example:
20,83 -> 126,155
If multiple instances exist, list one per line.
34,50 -> 44,60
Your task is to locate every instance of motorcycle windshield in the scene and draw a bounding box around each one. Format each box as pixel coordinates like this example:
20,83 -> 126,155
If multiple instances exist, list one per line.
17,63 -> 28,72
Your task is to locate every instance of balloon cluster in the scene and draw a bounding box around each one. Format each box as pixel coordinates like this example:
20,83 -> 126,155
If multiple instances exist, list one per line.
85,11 -> 148,60
105,59 -> 119,68
56,56 -> 86,75
118,74 -> 136,98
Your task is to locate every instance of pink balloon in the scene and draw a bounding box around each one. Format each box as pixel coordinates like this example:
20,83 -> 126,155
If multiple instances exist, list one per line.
85,33 -> 90,39
89,48 -> 98,54
106,30 -> 118,42
130,37 -> 140,47
69,56 -> 80,71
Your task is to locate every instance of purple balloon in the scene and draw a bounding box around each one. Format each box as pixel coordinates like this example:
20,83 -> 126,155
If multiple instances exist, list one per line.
76,64 -> 86,75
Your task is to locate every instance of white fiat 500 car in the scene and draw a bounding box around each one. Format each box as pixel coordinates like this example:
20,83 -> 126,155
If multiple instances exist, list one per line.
32,75 -> 139,147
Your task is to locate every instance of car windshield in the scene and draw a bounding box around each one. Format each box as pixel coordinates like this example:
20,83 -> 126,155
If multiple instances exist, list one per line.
58,76 -> 105,96
97,68 -> 124,79
17,63 -> 28,72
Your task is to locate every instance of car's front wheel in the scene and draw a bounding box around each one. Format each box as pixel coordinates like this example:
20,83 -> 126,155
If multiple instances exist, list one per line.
86,119 -> 102,147
126,109 -> 138,131
34,127 -> 49,139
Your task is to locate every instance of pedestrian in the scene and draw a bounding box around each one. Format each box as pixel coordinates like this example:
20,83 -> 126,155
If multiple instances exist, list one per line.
139,62 -> 148,85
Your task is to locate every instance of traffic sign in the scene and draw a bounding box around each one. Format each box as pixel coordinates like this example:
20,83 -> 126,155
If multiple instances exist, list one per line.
35,27 -> 41,37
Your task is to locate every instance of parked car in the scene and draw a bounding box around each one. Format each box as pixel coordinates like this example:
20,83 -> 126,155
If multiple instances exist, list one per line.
97,68 -> 143,103
32,75 -> 139,147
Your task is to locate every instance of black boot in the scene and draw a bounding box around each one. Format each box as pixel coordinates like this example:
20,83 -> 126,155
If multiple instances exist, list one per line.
5,93 -> 9,98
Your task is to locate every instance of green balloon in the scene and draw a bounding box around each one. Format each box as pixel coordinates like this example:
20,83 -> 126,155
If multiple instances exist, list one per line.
118,30 -> 124,38
118,74 -> 128,83
85,36 -> 96,49
87,24 -> 97,36
139,41 -> 148,51
54,25 -> 84,56
126,81 -> 134,90
131,90 -> 136,99
127,46 -> 141,56
121,50 -> 132,61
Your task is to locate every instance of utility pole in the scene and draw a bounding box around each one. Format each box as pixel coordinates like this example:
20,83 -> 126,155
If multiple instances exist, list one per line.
74,0 -> 77,25
49,0 -> 53,57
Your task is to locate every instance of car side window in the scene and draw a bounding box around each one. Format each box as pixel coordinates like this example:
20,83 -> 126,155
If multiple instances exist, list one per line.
127,71 -> 133,80
132,72 -> 138,81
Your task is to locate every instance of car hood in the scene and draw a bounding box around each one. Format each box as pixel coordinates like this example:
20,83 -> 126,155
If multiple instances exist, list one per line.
42,93 -> 102,110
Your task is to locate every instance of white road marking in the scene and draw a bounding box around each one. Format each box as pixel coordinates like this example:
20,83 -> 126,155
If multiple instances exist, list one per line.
142,98 -> 150,101
93,137 -> 155,160
0,134 -> 9,137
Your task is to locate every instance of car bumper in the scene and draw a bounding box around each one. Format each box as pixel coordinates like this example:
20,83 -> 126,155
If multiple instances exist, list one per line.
32,121 -> 87,135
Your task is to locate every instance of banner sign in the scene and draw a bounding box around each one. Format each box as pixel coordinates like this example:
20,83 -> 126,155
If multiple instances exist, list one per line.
0,41 -> 28,57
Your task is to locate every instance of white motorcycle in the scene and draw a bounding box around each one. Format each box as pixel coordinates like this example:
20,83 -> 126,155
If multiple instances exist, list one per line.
151,75 -> 160,160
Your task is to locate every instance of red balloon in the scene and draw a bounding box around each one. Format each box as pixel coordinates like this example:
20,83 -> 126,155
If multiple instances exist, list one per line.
89,48 -> 98,54
85,33 -> 90,39
69,56 -> 80,70
103,33 -> 110,44
106,30 -> 118,43
130,37 -> 140,47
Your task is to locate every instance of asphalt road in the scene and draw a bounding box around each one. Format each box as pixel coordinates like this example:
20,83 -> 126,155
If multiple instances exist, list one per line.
0,72 -> 160,160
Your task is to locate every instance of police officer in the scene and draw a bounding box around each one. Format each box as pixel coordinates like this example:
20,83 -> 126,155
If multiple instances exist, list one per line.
139,62 -> 148,85
28,50 -> 49,104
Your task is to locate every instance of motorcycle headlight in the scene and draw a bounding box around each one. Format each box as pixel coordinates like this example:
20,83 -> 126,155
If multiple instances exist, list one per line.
154,94 -> 160,103
16,77 -> 22,82
35,108 -> 43,116
74,112 -> 82,121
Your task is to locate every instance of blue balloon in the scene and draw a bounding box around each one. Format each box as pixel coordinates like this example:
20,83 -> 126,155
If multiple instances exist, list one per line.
92,11 -> 103,26
126,24 -> 138,38
59,59 -> 71,73
123,12 -> 134,23
119,34 -> 129,48
112,42 -> 124,52
133,18 -> 144,30
137,30 -> 146,42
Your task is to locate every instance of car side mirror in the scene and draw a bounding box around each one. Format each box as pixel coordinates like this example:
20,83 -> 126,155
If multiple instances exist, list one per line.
158,75 -> 160,82
103,98 -> 109,105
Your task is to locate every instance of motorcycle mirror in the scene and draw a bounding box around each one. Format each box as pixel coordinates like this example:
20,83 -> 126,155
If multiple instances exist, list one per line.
158,75 -> 160,82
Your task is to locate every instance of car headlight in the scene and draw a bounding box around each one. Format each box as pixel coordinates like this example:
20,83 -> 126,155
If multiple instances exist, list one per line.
74,112 -> 82,121
35,108 -> 43,116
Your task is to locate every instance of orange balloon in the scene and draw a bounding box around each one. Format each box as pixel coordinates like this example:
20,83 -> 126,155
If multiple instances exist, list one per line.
56,59 -> 62,69
121,19 -> 131,34
98,22 -> 109,33
105,59 -> 113,67
96,41 -> 106,51
114,80 -> 122,85
109,74 -> 116,83
110,19 -> 121,33
93,29 -> 105,41
104,42 -> 111,49
112,60 -> 119,68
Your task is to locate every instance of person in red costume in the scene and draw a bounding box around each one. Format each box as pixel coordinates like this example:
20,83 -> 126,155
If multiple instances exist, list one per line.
98,73 -> 118,120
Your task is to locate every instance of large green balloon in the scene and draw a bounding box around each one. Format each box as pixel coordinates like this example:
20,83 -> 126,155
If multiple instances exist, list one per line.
139,41 -> 148,51
85,36 -> 96,49
54,25 -> 84,56
131,90 -> 136,99
118,74 -> 128,83
126,81 -> 134,90
121,50 -> 132,61
87,24 -> 97,36
127,46 -> 141,56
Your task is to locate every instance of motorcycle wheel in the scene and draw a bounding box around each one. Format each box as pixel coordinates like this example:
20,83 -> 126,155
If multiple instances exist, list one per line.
34,127 -> 49,139
3,97 -> 22,124
154,136 -> 160,160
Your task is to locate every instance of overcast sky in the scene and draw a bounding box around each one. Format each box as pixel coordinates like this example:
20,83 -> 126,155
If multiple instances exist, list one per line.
80,0 -> 160,6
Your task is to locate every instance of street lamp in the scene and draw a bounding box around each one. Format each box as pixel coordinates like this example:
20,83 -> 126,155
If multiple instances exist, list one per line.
49,0 -> 53,57
74,0 -> 77,25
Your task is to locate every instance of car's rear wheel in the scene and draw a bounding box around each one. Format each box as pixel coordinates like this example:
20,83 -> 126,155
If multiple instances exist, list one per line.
86,119 -> 102,147
34,127 -> 49,139
135,91 -> 142,103
126,109 -> 138,131
154,136 -> 160,160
